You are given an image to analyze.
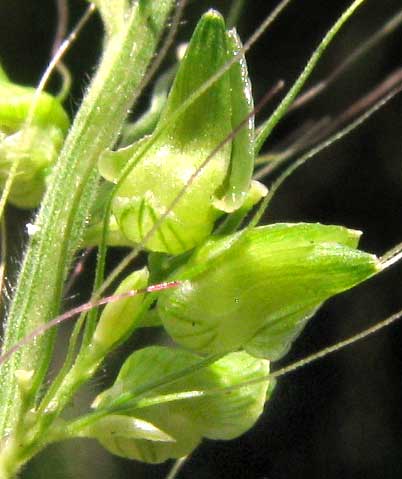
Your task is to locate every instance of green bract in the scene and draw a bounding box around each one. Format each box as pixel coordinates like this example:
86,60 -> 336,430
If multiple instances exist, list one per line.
0,76 -> 69,208
90,346 -> 271,463
156,223 -> 380,360
99,10 -> 265,254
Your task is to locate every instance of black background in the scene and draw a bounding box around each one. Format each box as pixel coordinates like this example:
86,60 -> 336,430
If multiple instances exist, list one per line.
2,1 -> 402,478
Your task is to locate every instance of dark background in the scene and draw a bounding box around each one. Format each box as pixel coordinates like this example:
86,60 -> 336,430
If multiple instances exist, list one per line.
1,0 -> 402,477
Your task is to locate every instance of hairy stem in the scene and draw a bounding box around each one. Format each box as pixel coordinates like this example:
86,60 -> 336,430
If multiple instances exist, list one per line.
0,0 -> 174,450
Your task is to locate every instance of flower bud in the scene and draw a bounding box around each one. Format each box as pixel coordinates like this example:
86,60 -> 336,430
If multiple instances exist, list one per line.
156,223 -> 380,360
0,74 -> 69,208
91,346 -> 271,463
92,268 -> 149,353
99,10 -> 263,254
15,369 -> 35,397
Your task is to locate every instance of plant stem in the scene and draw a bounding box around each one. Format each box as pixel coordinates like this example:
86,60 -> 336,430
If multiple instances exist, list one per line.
0,0 -> 174,452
